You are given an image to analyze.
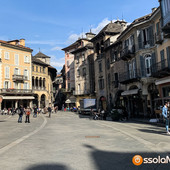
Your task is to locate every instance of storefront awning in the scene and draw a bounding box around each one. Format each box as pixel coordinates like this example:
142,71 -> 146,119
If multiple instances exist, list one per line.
2,96 -> 35,100
121,89 -> 139,96
155,76 -> 170,85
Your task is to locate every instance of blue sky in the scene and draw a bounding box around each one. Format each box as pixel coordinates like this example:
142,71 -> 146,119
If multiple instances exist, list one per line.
0,0 -> 159,72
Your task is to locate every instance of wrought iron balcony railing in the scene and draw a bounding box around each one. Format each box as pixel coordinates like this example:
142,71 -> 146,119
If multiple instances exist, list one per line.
0,88 -> 32,94
12,74 -> 28,81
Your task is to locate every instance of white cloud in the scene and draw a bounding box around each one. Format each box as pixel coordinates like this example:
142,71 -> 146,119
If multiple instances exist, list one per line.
49,55 -> 65,68
51,46 -> 62,51
65,18 -> 116,44
66,33 -> 85,45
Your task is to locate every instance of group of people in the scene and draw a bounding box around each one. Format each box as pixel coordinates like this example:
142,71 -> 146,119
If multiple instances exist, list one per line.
0,105 -> 58,123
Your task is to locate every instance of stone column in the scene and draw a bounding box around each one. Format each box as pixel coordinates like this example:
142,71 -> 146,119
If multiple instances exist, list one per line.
38,78 -> 40,90
15,100 -> 18,108
29,100 -> 33,109
34,78 -> 36,89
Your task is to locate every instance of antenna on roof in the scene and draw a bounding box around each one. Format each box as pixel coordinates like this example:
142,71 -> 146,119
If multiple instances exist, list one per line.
111,15 -> 113,23
90,25 -> 92,33
82,28 -> 84,38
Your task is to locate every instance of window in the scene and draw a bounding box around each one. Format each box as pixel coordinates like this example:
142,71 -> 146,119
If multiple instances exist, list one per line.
15,54 -> 19,65
40,67 -> 42,72
24,56 -> 29,63
5,66 -> 10,79
144,54 -> 151,76
24,69 -> 29,80
98,79 -> 104,90
24,82 -> 29,89
162,86 -> 170,97
32,66 -> 34,71
5,52 -> 9,60
76,56 -> 79,64
99,62 -> 102,72
82,68 -> 86,76
78,84 -> 81,93
77,69 -> 80,77
82,54 -> 85,62
114,73 -> 119,88
36,66 -> 38,72
43,67 -> 45,73
129,59 -> 136,78
4,81 -> 10,89
14,68 -> 19,75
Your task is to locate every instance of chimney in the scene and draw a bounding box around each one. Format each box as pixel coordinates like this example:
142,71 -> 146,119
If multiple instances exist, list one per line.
86,32 -> 96,40
152,7 -> 157,13
20,39 -> 25,46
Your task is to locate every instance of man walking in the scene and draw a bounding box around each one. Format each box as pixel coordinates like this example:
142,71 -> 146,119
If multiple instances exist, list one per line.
162,102 -> 170,134
18,105 -> 24,123
48,105 -> 52,118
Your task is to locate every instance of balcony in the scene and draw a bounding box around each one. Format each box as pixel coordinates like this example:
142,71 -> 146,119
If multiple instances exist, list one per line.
151,59 -> 170,78
12,74 -> 27,81
73,90 -> 90,96
119,69 -> 141,84
155,32 -> 164,44
120,45 -> 135,61
0,88 -> 32,94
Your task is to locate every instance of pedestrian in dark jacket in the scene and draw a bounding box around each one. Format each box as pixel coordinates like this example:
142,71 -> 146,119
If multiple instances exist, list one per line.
18,105 -> 24,123
48,106 -> 52,118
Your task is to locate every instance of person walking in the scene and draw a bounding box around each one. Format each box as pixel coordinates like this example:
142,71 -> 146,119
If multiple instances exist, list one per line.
18,105 -> 24,123
33,106 -> 37,118
162,102 -> 170,134
48,105 -> 52,118
25,107 -> 31,123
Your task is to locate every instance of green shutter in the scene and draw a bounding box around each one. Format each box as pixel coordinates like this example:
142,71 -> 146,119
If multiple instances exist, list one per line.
166,46 -> 170,68
140,55 -> 145,77
138,30 -> 143,49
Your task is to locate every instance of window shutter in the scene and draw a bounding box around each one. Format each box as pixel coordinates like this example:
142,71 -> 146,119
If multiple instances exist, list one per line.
137,30 -> 143,49
140,55 -> 145,77
151,52 -> 157,73
166,46 -> 170,68
148,26 -> 154,46
160,50 -> 165,69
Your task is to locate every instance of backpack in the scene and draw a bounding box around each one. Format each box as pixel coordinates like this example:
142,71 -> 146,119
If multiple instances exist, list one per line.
17,109 -> 21,114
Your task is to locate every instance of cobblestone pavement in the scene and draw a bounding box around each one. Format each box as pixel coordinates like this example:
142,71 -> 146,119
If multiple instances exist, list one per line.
1,111 -> 170,170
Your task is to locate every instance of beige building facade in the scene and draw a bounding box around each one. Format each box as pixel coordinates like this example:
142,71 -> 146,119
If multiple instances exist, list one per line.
0,39 -> 33,109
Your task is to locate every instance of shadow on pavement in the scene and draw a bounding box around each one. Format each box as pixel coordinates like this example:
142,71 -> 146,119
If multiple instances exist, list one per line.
0,120 -> 6,122
137,128 -> 167,136
83,144 -> 170,170
26,163 -> 68,170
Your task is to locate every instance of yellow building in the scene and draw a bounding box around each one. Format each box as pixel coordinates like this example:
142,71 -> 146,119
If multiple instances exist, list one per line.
0,39 -> 33,110
32,52 -> 57,108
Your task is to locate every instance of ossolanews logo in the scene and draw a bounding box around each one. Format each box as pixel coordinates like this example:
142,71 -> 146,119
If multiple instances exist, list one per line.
132,155 -> 170,166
